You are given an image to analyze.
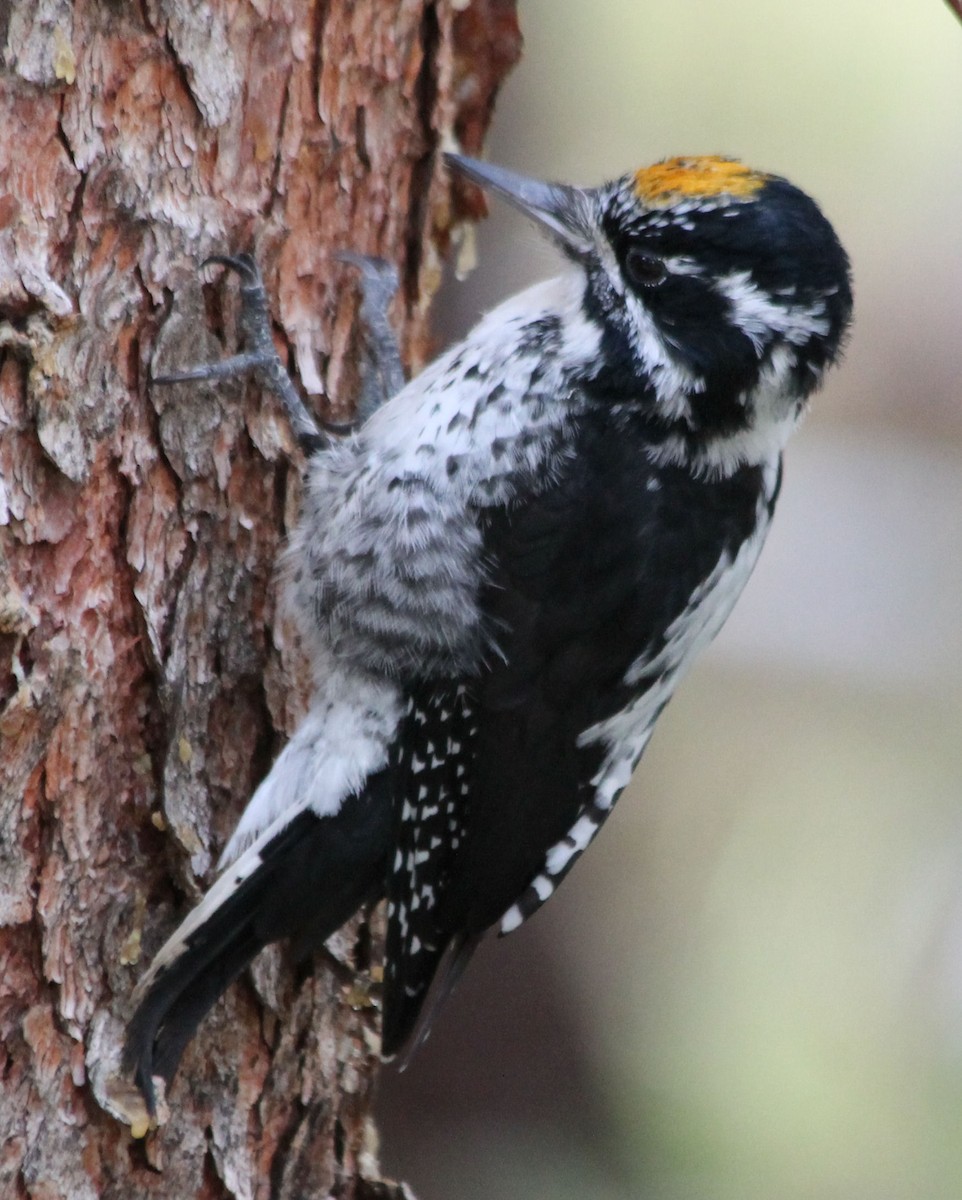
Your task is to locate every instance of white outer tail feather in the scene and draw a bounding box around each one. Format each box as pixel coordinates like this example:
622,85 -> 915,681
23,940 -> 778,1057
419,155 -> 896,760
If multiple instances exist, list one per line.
130,808 -> 306,1001
132,666 -> 403,1002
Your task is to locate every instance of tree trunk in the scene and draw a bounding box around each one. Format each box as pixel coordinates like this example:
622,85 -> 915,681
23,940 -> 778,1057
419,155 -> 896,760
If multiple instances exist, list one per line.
0,3 -> 520,1197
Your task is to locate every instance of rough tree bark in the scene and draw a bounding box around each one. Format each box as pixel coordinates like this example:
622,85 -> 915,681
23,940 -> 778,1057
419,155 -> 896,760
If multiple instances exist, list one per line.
0,3 -> 520,1197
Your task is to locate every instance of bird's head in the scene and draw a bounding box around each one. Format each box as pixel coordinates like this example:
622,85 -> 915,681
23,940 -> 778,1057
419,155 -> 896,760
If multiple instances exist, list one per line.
447,153 -> 853,474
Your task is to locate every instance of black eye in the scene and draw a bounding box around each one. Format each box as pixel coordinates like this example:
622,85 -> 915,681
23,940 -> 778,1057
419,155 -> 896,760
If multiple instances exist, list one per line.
625,247 -> 666,289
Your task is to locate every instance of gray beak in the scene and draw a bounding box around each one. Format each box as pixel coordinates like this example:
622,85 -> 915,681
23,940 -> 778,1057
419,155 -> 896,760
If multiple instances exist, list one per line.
445,153 -> 593,254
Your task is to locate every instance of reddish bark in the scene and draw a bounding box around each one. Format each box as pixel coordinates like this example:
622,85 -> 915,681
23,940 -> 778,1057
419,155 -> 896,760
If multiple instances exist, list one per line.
0,3 -> 520,1196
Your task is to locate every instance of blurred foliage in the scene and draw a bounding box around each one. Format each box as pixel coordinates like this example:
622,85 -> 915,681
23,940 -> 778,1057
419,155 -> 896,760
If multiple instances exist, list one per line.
378,3 -> 962,1198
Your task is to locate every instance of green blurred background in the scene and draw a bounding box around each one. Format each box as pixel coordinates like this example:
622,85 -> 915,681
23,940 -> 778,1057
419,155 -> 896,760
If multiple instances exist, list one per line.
377,3 -> 962,1196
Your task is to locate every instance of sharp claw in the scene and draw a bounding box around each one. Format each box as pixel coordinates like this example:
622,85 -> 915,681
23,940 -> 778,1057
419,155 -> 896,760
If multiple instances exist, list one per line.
335,251 -> 399,292
334,250 -> 385,270
199,253 -> 262,285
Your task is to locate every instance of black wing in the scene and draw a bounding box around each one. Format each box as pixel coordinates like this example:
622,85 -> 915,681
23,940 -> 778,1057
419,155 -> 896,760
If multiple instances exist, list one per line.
123,779 -> 395,1112
381,408 -> 768,1056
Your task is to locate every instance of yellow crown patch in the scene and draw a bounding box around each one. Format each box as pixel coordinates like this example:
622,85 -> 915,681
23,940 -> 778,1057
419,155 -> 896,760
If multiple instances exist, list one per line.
633,156 -> 768,207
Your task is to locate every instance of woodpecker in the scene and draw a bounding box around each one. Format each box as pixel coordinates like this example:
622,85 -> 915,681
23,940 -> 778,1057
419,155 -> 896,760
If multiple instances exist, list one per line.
124,153 -> 852,1114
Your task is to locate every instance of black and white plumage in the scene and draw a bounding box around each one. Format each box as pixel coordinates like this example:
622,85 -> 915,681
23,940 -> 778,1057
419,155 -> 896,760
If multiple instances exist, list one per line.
124,153 -> 852,1111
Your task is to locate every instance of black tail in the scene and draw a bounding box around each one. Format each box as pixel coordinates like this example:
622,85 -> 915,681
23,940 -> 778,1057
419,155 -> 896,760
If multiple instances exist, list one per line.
380,931 -> 482,1063
123,782 -> 393,1113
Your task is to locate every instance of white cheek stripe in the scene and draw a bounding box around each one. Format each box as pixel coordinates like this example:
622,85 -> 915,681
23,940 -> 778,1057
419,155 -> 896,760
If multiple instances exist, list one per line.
717,270 -> 830,349
622,289 -> 704,421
